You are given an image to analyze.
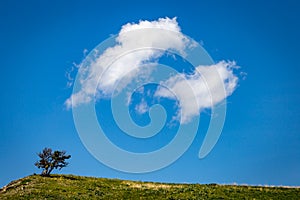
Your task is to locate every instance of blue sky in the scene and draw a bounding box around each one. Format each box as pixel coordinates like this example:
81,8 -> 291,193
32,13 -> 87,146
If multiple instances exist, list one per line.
1,0 -> 300,187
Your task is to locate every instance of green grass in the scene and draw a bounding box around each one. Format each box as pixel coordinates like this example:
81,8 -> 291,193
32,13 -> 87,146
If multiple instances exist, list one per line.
0,174 -> 299,199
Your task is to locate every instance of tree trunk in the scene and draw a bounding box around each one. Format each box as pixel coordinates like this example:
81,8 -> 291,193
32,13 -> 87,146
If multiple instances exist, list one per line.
47,167 -> 54,176
42,169 -> 48,176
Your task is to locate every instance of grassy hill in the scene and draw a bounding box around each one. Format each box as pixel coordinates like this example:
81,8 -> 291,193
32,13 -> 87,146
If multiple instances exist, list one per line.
0,174 -> 299,199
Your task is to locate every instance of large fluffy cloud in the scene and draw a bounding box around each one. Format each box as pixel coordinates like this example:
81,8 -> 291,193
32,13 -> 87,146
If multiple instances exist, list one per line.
66,17 -> 240,124
65,17 -> 193,108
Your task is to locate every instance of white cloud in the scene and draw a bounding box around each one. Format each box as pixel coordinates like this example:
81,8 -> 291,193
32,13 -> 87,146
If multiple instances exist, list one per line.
66,17 -> 240,125
66,17 -> 193,109
155,61 -> 239,124
135,98 -> 149,114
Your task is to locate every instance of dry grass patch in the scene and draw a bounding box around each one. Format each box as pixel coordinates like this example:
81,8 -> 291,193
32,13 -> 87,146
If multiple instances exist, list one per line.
122,181 -> 183,190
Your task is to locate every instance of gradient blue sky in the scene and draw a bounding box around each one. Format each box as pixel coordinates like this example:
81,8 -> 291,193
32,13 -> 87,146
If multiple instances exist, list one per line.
1,0 -> 300,187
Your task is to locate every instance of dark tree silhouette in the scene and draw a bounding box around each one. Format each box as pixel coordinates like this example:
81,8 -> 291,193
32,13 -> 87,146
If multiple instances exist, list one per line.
35,147 -> 71,176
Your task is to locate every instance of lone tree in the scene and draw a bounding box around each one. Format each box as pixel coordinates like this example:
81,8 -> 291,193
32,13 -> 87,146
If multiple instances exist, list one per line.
35,147 -> 71,176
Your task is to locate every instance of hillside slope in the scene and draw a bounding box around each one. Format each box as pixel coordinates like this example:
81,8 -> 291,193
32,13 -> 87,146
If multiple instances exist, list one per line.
0,174 -> 299,199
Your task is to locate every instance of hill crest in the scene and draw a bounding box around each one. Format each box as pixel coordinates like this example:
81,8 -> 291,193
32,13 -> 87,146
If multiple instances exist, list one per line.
1,174 -> 299,199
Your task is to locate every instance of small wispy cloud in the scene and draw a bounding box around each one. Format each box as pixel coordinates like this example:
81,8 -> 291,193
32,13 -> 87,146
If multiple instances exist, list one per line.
135,98 -> 149,114
65,62 -> 80,89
